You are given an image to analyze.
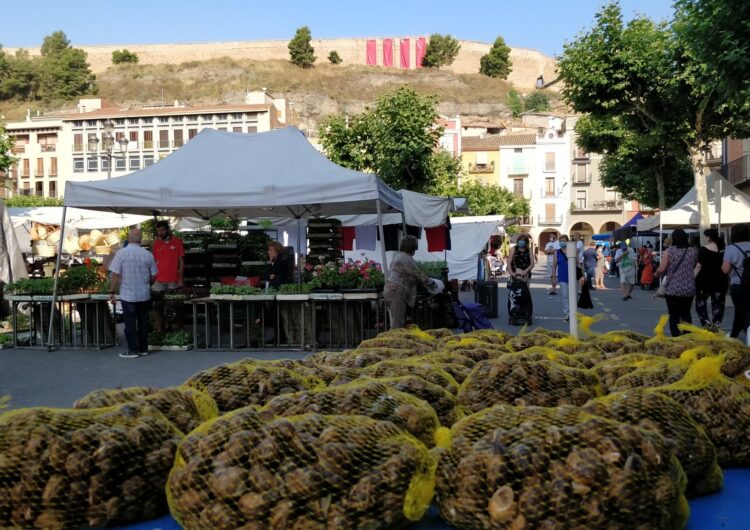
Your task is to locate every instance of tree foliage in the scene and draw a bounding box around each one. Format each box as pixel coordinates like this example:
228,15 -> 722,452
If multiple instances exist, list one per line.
524,91 -> 551,112
0,125 -> 16,175
479,36 -> 512,79
453,180 -> 529,218
327,50 -> 342,65
558,1 -> 750,223
3,195 -> 63,207
506,89 -> 524,118
112,49 -> 139,64
0,31 -> 96,102
288,26 -> 316,68
422,34 -> 461,68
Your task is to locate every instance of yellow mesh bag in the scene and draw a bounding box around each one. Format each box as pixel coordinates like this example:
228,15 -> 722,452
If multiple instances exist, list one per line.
420,352 -> 477,384
611,360 -> 691,391
498,347 -> 587,369
547,335 -> 591,354
358,335 -> 436,354
184,361 -> 326,413
529,327 -> 569,338
652,356 -> 750,467
0,404 -> 182,529
505,332 -> 559,352
440,338 -> 510,362
331,359 -> 460,395
260,379 -> 446,447
585,333 -> 642,357
449,329 -> 511,345
582,390 -> 722,498
74,386 -> 218,434
592,354 -> 690,393
458,358 -> 602,414
424,328 -> 455,339
435,404 -> 689,530
167,409 -> 437,529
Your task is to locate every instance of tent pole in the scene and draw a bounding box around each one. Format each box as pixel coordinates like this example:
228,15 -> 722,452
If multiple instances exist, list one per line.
400,211 -> 407,233
376,199 -> 389,276
0,207 -> 14,283
47,205 -> 67,351
296,216 -> 302,285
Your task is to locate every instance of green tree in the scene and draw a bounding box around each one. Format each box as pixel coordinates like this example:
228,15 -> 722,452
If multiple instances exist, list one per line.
506,89 -> 523,118
3,196 -> 63,207
1,125 -> 16,193
558,2 -> 750,233
40,31 -> 70,58
0,49 -> 39,100
479,36 -> 513,78
524,91 -> 551,112
327,50 -> 342,65
453,180 -> 530,217
422,34 -> 461,68
112,49 -> 139,64
37,31 -> 96,101
288,26 -> 316,68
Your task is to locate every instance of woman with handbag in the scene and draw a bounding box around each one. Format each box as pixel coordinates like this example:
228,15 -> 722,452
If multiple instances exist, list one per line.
693,228 -> 728,330
655,228 -> 698,336
506,233 -> 535,285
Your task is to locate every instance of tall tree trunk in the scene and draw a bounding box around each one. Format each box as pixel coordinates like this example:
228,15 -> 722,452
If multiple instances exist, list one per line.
655,172 -> 666,211
690,146 -> 711,244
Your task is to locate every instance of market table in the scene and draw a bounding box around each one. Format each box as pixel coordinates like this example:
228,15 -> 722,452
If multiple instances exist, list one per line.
113,468 -> 750,530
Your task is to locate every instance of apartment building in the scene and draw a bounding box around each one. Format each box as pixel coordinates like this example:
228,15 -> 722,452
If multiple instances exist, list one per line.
3,90 -> 287,198
460,135 -> 502,186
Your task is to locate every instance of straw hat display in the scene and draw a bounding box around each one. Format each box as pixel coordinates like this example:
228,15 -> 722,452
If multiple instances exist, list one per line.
104,230 -> 121,246
89,230 -> 105,246
78,234 -> 92,251
64,235 -> 81,255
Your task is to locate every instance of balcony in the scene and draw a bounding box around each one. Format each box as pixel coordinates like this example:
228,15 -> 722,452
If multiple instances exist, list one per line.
572,176 -> 592,186
508,164 -> 529,176
173,139 -> 184,148
11,145 -> 25,154
158,141 -> 170,149
143,141 -> 154,149
573,150 -> 590,162
571,199 -> 624,213
40,145 -> 56,153
73,144 -> 84,152
722,155 -> 749,187
468,161 -> 495,174
538,215 -> 563,226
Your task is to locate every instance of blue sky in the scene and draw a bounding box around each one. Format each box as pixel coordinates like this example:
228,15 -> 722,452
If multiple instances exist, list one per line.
2,0 -> 675,57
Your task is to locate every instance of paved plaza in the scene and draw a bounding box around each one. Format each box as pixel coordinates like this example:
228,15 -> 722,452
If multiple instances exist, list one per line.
0,263 -> 736,411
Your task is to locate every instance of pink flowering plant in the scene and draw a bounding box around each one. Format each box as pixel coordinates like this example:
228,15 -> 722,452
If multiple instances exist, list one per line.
302,259 -> 384,290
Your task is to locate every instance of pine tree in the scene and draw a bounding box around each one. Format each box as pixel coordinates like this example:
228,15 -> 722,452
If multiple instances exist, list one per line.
288,26 -> 316,68
328,50 -> 342,65
421,34 -> 461,68
479,36 -> 513,79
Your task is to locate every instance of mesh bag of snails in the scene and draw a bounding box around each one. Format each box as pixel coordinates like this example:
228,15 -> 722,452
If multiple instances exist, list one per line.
435,404 -> 689,530
504,332 -> 562,352
457,358 -> 602,414
167,408 -> 438,530
439,338 -> 510,362
74,386 -> 218,434
591,354 -> 690,393
582,389 -> 722,498
420,352 -> 478,384
358,328 -> 438,354
496,347 -> 587,369
331,358 -> 461,395
453,329 -> 512,345
423,328 -> 455,339
0,404 -> 182,529
651,355 -> 750,468
184,360 -> 326,413
260,379 -> 449,447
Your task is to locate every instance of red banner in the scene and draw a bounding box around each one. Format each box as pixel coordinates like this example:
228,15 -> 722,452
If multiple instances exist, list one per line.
416,37 -> 427,68
366,39 -> 377,66
383,38 -> 393,67
400,38 -> 410,68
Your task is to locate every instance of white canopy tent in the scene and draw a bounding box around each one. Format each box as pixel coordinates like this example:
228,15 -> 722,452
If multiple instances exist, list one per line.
637,171 -> 750,231
0,201 -> 28,286
344,215 -> 505,281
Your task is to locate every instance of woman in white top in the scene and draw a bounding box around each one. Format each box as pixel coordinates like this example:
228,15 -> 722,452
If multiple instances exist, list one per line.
721,223 -> 750,339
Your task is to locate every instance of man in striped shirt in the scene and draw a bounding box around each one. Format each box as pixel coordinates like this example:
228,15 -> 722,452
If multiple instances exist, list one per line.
109,228 -> 158,358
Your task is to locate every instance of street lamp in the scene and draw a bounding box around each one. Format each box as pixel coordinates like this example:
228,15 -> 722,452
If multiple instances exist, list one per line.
89,119 -> 128,179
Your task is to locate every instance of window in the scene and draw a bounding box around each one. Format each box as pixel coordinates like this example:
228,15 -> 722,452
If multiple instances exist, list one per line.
128,118 -> 140,125
544,152 -> 556,172
202,115 -> 213,123
217,114 -> 228,121
85,120 -> 97,127
73,134 -> 83,152
48,181 -> 57,198
35,182 -> 44,196
575,164 -> 588,183
545,177 -> 555,196
50,158 -> 57,176
38,134 -> 57,152
22,159 -> 30,177
174,116 -> 185,123
36,158 -> 44,177
188,128 -> 198,140
545,203 -> 556,220
218,127 -> 227,132
510,153 -> 527,175
158,116 -> 169,124
88,157 -> 98,171
233,127 -> 243,133
187,115 -> 198,123
605,189 -> 619,201
73,121 -> 83,128
173,129 -> 184,147
247,126 -> 257,134
576,190 -> 587,209
129,156 -> 141,170
116,131 -> 125,142
114,119 -> 125,125
144,155 -> 155,167
129,130 -> 139,143
514,148 -> 522,153
513,178 -> 524,197
144,130 -> 153,148
231,113 -> 243,120
115,158 -> 126,170
101,157 -> 110,171
73,158 -> 84,172
159,130 -> 169,148
475,151 -> 488,168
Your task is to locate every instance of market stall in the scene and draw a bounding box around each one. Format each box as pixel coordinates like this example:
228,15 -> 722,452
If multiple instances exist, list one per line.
55,127 -> 405,349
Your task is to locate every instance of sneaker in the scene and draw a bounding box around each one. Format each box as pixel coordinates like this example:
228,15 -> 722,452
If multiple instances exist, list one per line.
139,350 -> 150,357
119,351 -> 140,359
622,296 -> 629,301
626,295 -> 633,300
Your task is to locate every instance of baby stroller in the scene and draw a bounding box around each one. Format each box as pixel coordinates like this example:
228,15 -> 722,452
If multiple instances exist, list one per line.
451,301 -> 494,332
507,278 -> 533,325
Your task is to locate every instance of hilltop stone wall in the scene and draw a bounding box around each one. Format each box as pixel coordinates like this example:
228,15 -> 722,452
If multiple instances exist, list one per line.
6,37 -> 558,89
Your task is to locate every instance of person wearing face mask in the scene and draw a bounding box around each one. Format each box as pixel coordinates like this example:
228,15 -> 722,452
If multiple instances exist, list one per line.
614,241 -> 637,300
544,235 -> 560,295
507,234 -> 535,285
152,220 -> 185,291
552,235 -> 585,321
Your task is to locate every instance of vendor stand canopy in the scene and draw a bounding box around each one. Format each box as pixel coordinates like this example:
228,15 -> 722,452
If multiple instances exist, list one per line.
0,200 -> 27,285
637,171 -> 750,231
63,127 -> 403,218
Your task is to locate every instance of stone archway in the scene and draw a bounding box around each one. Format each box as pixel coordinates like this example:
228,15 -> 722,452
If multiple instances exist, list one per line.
570,222 -> 595,244
538,228 -> 560,251
600,221 -> 621,233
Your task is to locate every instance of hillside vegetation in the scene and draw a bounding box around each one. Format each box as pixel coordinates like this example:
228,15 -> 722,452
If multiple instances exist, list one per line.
2,57 -> 560,127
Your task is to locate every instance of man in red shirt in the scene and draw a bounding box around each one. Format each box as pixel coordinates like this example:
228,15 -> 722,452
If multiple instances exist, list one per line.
152,220 -> 184,290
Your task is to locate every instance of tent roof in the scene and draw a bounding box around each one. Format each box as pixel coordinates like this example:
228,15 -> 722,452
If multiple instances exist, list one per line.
637,171 -> 750,231
63,127 -> 403,219
622,212 -> 643,228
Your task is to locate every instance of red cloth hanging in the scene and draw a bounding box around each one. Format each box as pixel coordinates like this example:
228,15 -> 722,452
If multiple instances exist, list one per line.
425,226 -> 448,252
341,226 -> 355,251
400,38 -> 410,68
366,39 -> 377,66
416,37 -> 427,68
383,39 -> 393,67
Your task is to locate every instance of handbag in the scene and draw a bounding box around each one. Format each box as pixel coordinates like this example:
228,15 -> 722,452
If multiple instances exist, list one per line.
656,249 -> 688,298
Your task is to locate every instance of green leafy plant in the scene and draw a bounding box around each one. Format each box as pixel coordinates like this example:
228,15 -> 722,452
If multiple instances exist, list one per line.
328,50 -> 342,65
112,49 -> 139,64
278,283 -> 313,294
0,334 -> 11,347
160,330 -> 193,347
416,261 -> 447,279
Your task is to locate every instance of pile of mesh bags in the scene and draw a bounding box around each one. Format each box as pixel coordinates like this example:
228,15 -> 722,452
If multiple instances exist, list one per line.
167,408 -> 436,530
0,404 -> 182,529
435,404 -> 689,529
